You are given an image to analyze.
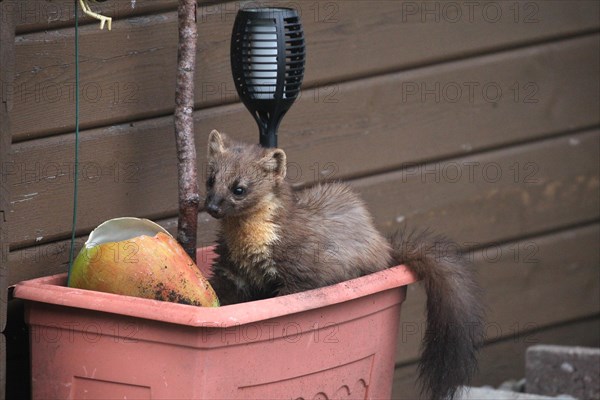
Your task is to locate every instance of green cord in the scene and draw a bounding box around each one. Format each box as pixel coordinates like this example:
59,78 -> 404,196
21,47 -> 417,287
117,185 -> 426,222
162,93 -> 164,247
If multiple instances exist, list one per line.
67,0 -> 80,284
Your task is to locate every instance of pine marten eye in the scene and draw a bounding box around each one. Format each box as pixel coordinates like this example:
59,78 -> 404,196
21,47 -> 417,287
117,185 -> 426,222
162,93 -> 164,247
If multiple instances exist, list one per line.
206,175 -> 215,188
232,186 -> 246,196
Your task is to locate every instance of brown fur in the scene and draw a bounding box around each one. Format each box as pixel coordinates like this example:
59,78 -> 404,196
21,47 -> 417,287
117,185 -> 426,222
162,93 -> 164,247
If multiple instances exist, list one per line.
205,130 -> 484,399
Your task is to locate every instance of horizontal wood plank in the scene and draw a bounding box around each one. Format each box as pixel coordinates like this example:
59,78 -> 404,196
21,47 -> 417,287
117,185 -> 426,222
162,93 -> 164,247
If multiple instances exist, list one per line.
353,129 -> 599,243
7,124 -> 599,249
392,223 -> 600,364
392,316 -> 600,399
13,0 -> 178,33
283,35 -> 599,182
6,35 -> 600,248
11,1 -> 599,140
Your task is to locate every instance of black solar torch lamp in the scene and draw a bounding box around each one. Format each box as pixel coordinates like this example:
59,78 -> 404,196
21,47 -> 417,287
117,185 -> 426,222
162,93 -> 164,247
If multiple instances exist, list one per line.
231,7 -> 306,148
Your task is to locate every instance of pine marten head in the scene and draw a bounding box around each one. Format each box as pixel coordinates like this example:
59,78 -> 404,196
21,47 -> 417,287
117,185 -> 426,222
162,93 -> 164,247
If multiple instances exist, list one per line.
204,130 -> 287,219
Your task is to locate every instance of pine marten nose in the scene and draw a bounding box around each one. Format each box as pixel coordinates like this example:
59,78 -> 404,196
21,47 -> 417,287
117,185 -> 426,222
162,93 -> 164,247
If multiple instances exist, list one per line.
205,195 -> 224,218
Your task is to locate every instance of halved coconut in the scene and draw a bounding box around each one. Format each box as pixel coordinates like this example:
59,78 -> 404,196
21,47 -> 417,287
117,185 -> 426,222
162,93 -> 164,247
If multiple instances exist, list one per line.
68,217 -> 219,307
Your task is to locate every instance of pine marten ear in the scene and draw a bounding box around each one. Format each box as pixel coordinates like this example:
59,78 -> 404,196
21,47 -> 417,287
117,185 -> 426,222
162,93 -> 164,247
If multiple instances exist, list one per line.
208,130 -> 226,158
260,148 -> 287,180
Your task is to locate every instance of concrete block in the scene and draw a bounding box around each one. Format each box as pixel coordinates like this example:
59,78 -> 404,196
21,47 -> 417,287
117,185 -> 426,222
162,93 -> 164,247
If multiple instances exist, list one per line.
526,345 -> 600,400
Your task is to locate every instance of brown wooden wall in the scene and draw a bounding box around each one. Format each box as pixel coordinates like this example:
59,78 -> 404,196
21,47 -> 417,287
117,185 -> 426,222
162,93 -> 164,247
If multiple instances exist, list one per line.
2,1 -> 600,398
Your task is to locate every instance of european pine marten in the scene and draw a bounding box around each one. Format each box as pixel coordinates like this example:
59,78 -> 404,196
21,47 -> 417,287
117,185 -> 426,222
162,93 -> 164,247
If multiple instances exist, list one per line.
205,130 -> 484,400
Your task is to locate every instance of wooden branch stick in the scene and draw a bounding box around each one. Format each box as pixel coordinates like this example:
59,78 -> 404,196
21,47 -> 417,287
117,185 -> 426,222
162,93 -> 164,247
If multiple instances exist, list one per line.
174,0 -> 199,262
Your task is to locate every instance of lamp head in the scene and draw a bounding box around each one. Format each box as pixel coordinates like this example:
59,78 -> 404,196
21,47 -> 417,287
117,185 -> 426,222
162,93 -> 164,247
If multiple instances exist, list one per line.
231,7 -> 305,148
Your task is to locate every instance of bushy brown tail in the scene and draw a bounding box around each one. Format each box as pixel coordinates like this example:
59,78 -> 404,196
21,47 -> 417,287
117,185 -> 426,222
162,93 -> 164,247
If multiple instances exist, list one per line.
390,229 -> 485,400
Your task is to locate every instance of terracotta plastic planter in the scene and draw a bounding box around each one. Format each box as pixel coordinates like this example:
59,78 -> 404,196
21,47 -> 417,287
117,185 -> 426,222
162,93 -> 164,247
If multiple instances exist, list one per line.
13,247 -> 417,400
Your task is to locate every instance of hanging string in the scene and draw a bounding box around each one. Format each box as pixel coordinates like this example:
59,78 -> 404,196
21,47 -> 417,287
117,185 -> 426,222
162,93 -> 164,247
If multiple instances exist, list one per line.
67,0 -> 81,284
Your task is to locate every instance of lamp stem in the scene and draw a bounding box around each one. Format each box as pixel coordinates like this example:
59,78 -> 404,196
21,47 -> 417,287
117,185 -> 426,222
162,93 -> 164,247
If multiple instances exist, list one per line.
259,120 -> 280,148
